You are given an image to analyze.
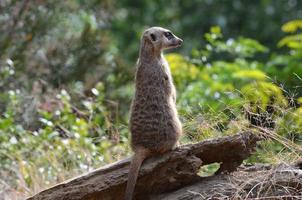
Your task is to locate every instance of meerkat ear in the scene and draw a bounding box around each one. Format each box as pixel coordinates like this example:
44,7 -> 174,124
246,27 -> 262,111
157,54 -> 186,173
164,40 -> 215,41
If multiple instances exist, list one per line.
150,33 -> 157,41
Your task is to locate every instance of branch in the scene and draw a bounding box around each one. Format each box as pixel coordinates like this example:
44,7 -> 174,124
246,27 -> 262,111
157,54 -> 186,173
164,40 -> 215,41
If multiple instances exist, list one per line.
27,132 -> 262,200
155,163 -> 302,199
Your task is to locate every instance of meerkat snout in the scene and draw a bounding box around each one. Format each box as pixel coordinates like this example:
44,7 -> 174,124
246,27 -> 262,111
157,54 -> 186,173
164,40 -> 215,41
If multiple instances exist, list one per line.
172,37 -> 183,47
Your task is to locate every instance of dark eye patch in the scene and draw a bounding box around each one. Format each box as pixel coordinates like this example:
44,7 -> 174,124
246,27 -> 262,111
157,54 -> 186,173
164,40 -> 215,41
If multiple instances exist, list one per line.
164,32 -> 174,40
150,33 -> 156,41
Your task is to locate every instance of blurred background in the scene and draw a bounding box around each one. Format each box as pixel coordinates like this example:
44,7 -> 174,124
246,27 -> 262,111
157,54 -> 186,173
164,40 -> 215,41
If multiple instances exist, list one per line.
0,0 -> 301,199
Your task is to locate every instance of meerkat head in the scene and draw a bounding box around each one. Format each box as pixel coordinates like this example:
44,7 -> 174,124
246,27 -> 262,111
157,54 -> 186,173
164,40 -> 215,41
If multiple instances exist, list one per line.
142,27 -> 183,52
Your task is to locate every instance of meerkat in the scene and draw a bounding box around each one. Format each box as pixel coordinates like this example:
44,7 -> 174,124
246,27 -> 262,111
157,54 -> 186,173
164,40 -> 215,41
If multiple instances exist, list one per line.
125,27 -> 183,200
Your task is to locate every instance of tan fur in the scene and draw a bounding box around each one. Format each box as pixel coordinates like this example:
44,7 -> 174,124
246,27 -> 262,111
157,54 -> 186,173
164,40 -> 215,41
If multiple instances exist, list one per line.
125,27 -> 183,200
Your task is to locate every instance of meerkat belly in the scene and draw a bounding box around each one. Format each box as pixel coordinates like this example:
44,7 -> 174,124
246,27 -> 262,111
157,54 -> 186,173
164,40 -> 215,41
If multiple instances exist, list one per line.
130,92 -> 180,152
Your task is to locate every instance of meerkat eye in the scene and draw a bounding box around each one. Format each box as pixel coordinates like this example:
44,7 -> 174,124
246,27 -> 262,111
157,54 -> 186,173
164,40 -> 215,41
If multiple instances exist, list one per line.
164,32 -> 172,37
164,32 -> 174,40
150,33 -> 157,41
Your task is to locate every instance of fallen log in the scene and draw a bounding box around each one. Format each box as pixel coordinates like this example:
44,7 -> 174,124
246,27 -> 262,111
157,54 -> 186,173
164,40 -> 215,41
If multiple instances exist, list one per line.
155,163 -> 302,200
27,132 -> 262,200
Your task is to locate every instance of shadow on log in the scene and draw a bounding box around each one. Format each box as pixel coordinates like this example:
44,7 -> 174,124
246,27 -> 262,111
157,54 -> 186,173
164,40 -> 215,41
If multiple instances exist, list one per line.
27,132 -> 267,200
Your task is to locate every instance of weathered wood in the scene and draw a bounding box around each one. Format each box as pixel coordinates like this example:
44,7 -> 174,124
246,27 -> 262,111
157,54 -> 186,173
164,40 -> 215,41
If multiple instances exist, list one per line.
154,164 -> 302,200
27,132 -> 262,200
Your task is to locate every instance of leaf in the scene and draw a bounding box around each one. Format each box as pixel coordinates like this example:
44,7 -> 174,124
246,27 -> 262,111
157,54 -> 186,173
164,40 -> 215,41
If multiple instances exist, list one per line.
278,34 -> 302,48
238,37 -> 268,53
282,20 -> 302,33
210,26 -> 221,34
233,69 -> 267,80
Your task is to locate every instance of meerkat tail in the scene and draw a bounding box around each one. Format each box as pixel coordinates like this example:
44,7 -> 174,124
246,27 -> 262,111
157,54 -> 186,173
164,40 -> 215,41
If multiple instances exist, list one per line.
125,149 -> 148,200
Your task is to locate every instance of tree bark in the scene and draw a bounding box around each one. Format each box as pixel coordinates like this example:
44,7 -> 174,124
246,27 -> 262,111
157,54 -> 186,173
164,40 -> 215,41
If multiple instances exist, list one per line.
155,163 -> 302,200
27,132 -> 278,200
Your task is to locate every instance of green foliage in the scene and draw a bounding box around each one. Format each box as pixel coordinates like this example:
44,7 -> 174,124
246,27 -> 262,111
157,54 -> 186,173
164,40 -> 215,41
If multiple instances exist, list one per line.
241,81 -> 287,112
279,20 -> 302,49
166,53 -> 200,90
0,79 -> 128,194
203,26 -> 268,58
278,34 -> 302,49
168,27 -> 278,119
166,25 -> 301,156
282,20 -> 302,33
112,0 -> 302,60
268,19 -> 302,96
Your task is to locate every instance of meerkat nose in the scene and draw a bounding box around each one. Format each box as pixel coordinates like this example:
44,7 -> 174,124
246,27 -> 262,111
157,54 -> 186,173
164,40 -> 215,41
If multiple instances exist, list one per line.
178,39 -> 183,45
